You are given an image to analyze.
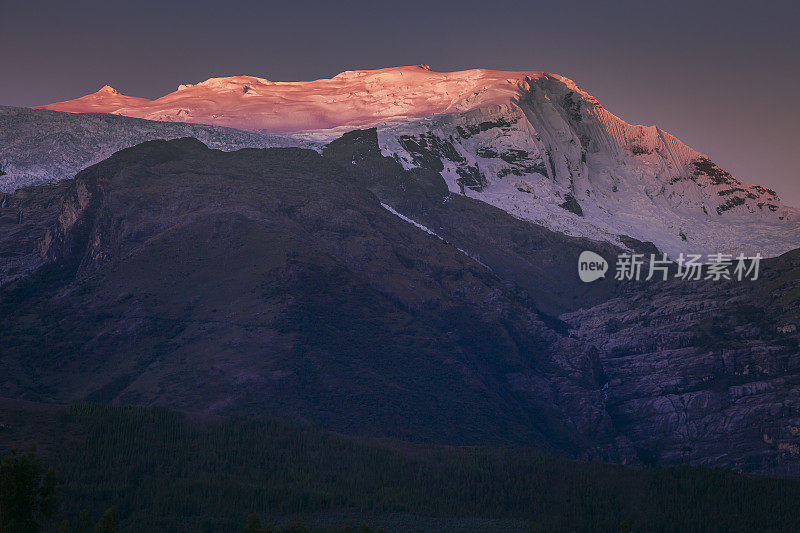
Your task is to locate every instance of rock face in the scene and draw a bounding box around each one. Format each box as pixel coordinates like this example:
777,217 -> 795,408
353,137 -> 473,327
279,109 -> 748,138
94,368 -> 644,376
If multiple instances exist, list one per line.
0,181 -> 66,286
564,251 -> 800,474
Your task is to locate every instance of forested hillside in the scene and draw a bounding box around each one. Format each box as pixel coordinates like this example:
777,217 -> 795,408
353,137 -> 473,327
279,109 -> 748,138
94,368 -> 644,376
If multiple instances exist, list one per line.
3,402 -> 800,532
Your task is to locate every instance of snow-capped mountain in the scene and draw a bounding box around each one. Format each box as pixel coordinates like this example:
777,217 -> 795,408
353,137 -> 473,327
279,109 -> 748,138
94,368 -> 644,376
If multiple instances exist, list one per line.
37,65 -> 527,132
31,65 -> 800,257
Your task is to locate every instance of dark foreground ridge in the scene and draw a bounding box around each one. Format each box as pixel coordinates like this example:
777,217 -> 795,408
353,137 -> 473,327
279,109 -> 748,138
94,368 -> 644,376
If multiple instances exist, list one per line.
4,401 -> 800,532
0,132 -> 799,475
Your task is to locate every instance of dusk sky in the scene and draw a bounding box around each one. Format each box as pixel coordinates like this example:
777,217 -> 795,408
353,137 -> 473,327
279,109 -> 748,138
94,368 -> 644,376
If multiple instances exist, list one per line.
2,0 -> 798,205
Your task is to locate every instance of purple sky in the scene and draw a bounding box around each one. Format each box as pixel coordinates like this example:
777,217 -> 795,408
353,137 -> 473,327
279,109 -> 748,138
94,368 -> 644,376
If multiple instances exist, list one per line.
2,0 -> 798,205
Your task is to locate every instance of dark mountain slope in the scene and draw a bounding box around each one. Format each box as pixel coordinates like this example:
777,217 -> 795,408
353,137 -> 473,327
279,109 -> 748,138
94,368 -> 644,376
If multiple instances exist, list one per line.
4,132 -> 798,473
0,137 -> 628,458
323,128 -> 626,316
321,129 -> 800,474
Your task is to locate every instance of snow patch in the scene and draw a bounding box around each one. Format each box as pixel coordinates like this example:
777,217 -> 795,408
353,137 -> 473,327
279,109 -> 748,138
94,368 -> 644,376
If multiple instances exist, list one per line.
380,202 -> 441,237
380,202 -> 489,268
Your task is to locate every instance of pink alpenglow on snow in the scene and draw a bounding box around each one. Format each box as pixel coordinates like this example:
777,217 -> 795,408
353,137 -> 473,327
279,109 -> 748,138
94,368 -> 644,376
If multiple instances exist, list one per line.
36,65 -> 584,132
44,85 -> 153,115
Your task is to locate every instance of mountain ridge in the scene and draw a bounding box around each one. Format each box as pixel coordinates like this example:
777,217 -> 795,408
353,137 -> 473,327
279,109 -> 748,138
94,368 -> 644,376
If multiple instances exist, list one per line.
21,66 -> 800,257
37,65 -> 569,130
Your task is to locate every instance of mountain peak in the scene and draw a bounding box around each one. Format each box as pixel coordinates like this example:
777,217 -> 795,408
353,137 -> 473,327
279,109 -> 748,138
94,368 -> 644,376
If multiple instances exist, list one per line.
96,85 -> 119,95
